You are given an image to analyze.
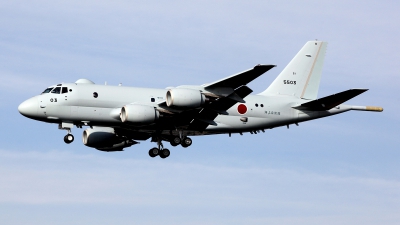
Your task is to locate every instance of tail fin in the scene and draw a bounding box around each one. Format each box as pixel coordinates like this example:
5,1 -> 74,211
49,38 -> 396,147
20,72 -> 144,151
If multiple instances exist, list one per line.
259,41 -> 328,100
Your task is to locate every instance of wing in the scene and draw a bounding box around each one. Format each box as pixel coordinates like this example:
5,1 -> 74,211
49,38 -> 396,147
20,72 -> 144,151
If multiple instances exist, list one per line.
159,64 -> 276,131
203,64 -> 276,98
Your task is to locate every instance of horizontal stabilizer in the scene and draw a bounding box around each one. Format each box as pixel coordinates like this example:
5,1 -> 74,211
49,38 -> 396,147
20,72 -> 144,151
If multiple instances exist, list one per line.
293,89 -> 368,111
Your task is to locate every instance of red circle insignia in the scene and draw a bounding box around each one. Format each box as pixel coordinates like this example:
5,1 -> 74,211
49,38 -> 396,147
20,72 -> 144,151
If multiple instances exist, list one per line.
237,104 -> 247,114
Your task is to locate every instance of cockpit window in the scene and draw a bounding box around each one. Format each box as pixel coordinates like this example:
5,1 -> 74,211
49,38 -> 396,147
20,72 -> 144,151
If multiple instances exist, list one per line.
51,87 -> 61,94
41,88 -> 53,94
62,87 -> 68,94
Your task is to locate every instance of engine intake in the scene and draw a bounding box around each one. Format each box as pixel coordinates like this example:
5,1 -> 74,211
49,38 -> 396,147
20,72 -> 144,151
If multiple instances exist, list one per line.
166,88 -> 205,108
120,104 -> 159,124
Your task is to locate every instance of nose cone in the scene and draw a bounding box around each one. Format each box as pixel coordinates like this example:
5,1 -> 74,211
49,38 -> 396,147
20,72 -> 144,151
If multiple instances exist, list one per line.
18,96 -> 39,118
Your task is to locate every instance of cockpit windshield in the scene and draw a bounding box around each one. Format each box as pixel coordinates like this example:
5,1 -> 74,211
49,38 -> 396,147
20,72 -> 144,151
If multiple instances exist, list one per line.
41,86 -> 69,94
41,87 -> 53,94
51,87 -> 61,94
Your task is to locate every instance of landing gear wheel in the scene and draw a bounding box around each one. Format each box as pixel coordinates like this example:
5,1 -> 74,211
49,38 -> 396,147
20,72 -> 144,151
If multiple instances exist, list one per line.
170,137 -> 181,146
181,137 -> 192,148
149,148 -> 159,157
64,134 -> 74,144
159,149 -> 170,159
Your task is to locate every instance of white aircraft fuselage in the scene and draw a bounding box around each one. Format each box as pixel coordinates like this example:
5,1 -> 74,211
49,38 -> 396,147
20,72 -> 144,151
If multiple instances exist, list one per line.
18,41 -> 383,158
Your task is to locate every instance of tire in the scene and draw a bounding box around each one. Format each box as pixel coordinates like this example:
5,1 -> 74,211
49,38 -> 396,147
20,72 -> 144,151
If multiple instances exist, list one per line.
64,134 -> 74,144
182,137 -> 192,147
170,137 -> 181,146
159,149 -> 170,159
148,148 -> 159,157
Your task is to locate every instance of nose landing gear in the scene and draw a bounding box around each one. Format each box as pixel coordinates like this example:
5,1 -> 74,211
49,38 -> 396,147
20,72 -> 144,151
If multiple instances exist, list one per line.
59,122 -> 75,144
64,134 -> 74,144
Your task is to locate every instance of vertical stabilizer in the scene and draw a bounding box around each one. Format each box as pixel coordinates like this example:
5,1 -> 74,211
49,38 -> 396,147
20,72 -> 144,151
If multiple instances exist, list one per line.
259,41 -> 327,100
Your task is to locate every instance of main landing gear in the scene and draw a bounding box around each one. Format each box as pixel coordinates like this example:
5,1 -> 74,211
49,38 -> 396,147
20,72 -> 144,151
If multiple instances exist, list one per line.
169,136 -> 192,148
149,147 -> 171,159
149,139 -> 170,159
149,135 -> 193,158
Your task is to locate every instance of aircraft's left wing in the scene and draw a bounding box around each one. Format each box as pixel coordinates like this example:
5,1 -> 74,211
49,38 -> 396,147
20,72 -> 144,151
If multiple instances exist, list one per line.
156,64 -> 275,132
187,85 -> 253,131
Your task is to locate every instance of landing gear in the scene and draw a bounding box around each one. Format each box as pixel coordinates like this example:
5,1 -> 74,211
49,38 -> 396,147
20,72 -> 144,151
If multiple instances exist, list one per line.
149,132 -> 194,158
148,147 -> 170,159
59,122 -> 75,144
170,135 -> 192,148
149,136 -> 171,159
159,149 -> 171,158
148,147 -> 159,157
181,137 -> 192,148
64,134 -> 74,144
170,136 -> 181,146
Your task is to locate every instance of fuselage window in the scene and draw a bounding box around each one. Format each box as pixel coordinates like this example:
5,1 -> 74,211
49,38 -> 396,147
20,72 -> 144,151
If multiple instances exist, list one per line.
51,87 -> 61,94
62,87 -> 68,94
41,87 -> 53,94
151,98 -> 155,102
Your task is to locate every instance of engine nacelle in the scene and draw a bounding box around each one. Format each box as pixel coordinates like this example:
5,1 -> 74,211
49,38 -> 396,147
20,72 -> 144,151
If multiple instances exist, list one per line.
166,88 -> 205,108
120,104 -> 159,124
82,127 -> 136,151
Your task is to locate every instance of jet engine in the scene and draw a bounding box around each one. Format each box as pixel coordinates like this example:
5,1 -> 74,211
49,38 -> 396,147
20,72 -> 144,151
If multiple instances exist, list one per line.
166,88 -> 205,108
120,104 -> 159,124
82,127 -> 136,151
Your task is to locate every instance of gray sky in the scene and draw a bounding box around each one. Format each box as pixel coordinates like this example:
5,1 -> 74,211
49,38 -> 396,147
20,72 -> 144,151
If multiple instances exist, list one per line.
1,1 -> 399,224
